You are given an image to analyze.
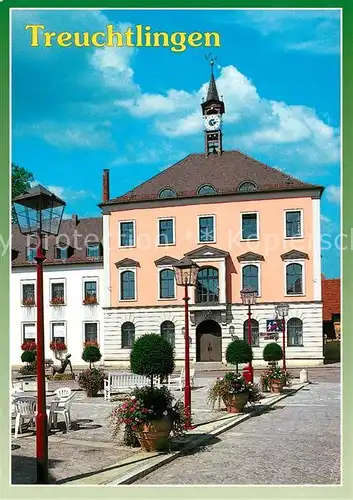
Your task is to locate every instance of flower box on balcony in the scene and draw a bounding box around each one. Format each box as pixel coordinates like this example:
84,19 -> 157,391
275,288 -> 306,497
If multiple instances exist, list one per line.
50,341 -> 67,352
83,295 -> 98,305
22,298 -> 35,307
21,341 -> 37,352
50,297 -> 65,306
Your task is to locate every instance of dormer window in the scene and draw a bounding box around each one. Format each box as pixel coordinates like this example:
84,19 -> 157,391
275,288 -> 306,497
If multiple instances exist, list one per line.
197,184 -> 216,196
238,181 -> 257,193
55,246 -> 69,260
158,188 -> 177,199
87,242 -> 100,258
26,246 -> 36,263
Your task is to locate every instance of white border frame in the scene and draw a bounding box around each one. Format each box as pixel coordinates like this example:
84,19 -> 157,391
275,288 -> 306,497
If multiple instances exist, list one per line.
240,211 -> 259,241
157,216 -> 176,246
284,208 -> 304,239
118,267 -> 137,302
284,260 -> 306,297
240,261 -> 262,297
118,220 -> 136,248
157,266 -> 176,301
197,214 -> 216,244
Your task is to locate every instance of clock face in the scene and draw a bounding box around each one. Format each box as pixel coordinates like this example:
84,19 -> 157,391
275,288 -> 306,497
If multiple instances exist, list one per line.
205,115 -> 221,131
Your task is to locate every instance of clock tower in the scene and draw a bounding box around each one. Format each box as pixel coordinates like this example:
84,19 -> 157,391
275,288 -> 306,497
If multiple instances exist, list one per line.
201,59 -> 225,156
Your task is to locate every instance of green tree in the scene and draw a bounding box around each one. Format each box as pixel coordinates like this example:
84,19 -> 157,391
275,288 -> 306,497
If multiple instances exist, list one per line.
12,163 -> 34,222
226,340 -> 253,374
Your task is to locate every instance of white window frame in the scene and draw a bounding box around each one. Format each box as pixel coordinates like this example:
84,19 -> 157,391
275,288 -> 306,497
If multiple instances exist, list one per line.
284,260 -> 306,297
157,217 -> 176,246
82,277 -> 99,303
157,266 -> 176,300
50,321 -> 67,344
21,280 -> 36,306
240,211 -> 259,241
119,268 -> 137,302
83,321 -> 100,345
22,322 -> 36,343
284,209 -> 304,239
118,220 -> 136,248
197,214 -> 216,244
49,278 -> 66,305
240,261 -> 262,297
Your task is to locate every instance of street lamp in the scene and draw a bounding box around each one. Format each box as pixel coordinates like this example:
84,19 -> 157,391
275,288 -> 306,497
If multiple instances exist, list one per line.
240,287 -> 257,383
173,256 -> 199,430
13,185 -> 65,484
275,302 -> 290,372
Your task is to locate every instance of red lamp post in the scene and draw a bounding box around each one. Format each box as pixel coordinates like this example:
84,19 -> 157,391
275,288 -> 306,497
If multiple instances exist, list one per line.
173,256 -> 199,430
275,303 -> 290,372
240,287 -> 257,383
13,185 -> 65,484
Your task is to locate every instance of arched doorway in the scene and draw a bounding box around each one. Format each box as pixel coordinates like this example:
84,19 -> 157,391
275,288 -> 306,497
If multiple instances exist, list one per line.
196,320 -> 222,362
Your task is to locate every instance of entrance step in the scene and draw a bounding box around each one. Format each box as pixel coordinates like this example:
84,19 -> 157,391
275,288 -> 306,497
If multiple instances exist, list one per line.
194,362 -> 226,372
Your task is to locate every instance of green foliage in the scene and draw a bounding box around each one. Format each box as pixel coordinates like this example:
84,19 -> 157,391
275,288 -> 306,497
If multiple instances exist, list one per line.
19,362 -> 36,375
324,341 -> 340,363
226,340 -> 253,372
11,163 -> 34,223
263,342 -> 283,362
21,350 -> 36,364
82,345 -> 102,368
130,334 -> 175,386
78,368 -> 105,397
208,372 -> 261,408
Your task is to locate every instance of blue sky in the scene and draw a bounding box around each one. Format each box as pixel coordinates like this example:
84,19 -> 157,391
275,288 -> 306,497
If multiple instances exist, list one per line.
12,9 -> 341,277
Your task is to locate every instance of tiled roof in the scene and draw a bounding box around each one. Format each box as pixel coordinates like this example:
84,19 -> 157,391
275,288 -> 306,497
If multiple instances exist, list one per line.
11,216 -> 103,267
103,150 -> 323,205
322,278 -> 341,321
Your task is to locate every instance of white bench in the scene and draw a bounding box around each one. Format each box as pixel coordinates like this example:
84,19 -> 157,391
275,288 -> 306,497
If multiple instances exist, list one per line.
103,373 -> 161,401
168,368 -> 195,392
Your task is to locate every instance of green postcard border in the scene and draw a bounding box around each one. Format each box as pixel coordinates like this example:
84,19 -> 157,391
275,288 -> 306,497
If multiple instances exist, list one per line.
1,1 -> 351,499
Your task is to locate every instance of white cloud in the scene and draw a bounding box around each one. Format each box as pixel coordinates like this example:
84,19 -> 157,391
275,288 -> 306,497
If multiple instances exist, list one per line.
228,10 -> 340,55
110,141 -> 187,167
326,185 -> 341,204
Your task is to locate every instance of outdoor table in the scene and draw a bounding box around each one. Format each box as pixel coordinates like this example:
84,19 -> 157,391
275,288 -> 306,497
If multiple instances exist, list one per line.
11,391 -> 56,399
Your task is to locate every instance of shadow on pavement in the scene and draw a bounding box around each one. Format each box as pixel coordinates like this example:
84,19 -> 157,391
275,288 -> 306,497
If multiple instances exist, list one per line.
12,454 -> 61,484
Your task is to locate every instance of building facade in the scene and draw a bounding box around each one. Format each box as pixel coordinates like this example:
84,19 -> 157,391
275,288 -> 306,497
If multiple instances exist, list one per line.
100,64 -> 324,368
322,277 -> 341,340
11,215 -> 104,367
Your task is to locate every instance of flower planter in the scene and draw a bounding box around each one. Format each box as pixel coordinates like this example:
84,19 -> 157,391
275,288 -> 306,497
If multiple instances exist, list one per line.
135,417 -> 172,452
270,380 -> 284,394
222,392 -> 249,413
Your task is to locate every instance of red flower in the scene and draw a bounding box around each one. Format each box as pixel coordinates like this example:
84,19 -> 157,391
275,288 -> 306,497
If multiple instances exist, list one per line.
21,341 -> 36,351
50,341 -> 67,352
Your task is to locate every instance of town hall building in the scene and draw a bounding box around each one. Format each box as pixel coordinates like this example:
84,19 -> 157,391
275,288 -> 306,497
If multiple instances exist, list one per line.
99,62 -> 324,368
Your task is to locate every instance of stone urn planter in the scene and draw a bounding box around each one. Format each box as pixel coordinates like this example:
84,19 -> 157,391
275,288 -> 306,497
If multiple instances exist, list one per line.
135,417 -> 173,452
270,380 -> 284,394
222,392 -> 249,413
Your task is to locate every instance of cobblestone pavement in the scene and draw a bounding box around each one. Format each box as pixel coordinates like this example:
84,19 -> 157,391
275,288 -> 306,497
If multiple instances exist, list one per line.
136,381 -> 341,485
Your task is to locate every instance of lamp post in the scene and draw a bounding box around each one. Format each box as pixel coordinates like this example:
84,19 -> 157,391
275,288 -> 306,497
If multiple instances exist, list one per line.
240,287 -> 257,383
13,185 -> 65,484
173,256 -> 199,430
275,303 -> 290,372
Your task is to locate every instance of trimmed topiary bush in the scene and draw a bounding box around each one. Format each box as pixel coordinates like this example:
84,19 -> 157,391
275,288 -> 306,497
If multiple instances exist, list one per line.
130,333 -> 175,388
82,344 -> 102,368
21,350 -> 36,364
324,341 -> 340,364
226,339 -> 253,373
263,342 -> 283,364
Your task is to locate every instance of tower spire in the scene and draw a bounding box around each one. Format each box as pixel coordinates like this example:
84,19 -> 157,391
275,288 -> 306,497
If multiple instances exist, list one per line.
206,57 -> 220,102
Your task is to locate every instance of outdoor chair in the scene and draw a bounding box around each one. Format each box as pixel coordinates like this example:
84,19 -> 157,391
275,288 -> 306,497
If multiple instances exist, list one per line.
54,387 -> 72,399
168,368 -> 195,392
49,392 -> 75,432
12,396 -> 37,439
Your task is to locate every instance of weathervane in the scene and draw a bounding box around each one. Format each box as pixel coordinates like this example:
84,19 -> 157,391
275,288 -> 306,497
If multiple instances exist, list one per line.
205,53 -> 217,67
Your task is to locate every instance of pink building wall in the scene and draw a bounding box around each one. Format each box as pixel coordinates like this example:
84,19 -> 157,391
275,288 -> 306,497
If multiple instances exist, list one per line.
108,195 -> 315,306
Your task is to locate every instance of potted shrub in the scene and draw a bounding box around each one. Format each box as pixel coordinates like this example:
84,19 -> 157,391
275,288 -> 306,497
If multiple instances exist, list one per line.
208,372 -> 262,413
110,386 -> 185,452
261,366 -> 292,393
226,339 -> 253,373
82,343 -> 102,369
126,333 -> 177,450
78,368 -> 105,397
263,342 -> 283,368
20,341 -> 37,375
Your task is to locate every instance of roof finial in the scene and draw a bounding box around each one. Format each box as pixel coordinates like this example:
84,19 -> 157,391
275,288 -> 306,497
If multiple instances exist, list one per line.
206,53 -> 217,71
205,54 -> 219,102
